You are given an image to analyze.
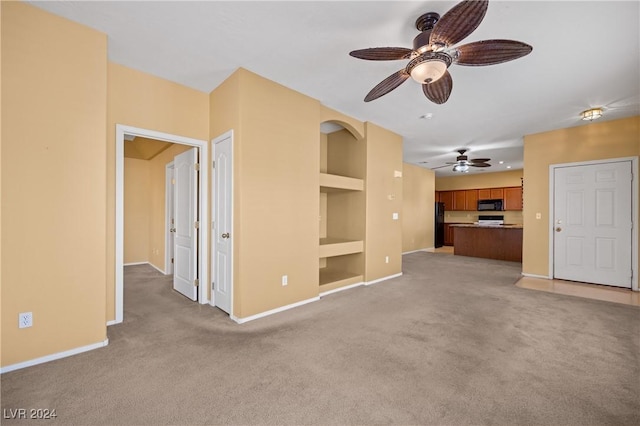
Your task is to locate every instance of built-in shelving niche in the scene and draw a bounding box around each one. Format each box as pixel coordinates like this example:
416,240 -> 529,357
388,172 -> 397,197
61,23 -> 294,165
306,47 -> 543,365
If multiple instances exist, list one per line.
319,123 -> 365,294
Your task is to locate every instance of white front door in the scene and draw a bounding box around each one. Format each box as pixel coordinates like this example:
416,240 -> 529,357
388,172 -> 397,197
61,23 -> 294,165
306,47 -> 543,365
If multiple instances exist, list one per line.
173,148 -> 199,300
553,160 -> 632,288
212,134 -> 233,313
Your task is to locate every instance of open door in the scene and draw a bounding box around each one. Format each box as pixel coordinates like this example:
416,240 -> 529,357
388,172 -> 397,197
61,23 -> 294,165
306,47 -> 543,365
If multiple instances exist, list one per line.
173,147 -> 199,300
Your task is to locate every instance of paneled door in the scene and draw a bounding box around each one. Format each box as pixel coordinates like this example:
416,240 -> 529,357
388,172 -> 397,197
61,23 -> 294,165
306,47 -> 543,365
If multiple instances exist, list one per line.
212,134 -> 233,313
553,161 -> 632,288
173,148 -> 199,300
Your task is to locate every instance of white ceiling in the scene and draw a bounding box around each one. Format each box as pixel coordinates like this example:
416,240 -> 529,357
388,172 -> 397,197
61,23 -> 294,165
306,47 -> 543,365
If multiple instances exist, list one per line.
29,1 -> 640,176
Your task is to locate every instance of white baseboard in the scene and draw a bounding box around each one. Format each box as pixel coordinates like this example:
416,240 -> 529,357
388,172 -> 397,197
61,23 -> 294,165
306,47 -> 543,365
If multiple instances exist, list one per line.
402,248 -> 431,255
1,339 -> 109,374
365,272 -> 403,286
522,273 -> 552,279
319,281 -> 364,297
230,296 -> 320,324
106,319 -> 119,326
123,261 -> 166,275
148,262 -> 165,274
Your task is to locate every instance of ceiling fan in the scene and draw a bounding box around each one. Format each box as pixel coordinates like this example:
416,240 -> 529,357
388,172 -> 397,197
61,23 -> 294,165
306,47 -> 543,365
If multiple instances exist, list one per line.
349,0 -> 532,104
431,149 -> 491,172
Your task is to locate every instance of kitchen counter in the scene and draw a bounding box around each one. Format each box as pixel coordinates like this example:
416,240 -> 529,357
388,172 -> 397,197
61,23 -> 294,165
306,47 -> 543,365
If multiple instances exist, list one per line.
450,224 -> 523,262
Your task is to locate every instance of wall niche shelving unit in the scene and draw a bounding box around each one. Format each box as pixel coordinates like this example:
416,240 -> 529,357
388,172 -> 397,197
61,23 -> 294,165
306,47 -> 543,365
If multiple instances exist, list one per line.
319,124 -> 365,294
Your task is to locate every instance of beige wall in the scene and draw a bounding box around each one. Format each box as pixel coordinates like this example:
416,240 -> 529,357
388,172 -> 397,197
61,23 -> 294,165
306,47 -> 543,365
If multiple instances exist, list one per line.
1,2 -> 108,366
124,158 -> 151,264
435,169 -> 523,190
364,123 -> 403,280
107,63 -> 210,321
523,116 -> 640,277
402,163 -> 435,252
211,69 -> 321,318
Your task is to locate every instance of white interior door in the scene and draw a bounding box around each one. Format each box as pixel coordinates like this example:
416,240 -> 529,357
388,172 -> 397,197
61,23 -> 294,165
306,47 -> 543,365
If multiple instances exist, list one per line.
165,162 -> 175,275
553,160 -> 632,288
212,134 -> 233,313
173,148 -> 198,300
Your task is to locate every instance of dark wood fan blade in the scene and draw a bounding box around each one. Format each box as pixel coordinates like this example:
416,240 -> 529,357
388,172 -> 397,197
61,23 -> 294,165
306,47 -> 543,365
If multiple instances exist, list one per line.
349,47 -> 413,61
430,0 -> 488,48
364,69 -> 410,102
470,163 -> 491,167
470,158 -> 490,163
455,40 -> 533,66
422,70 -> 453,104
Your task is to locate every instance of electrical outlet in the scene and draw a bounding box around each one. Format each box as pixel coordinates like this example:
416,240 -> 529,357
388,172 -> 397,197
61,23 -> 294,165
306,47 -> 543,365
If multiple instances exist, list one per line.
282,275 -> 288,286
19,312 -> 33,329
385,256 -> 389,264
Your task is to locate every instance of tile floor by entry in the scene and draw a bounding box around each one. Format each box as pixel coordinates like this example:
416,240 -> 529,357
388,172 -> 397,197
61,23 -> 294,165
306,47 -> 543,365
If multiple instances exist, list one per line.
431,246 -> 639,307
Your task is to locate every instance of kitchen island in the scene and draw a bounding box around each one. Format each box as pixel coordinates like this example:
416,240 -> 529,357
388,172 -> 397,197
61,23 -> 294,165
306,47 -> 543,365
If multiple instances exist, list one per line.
450,224 -> 523,262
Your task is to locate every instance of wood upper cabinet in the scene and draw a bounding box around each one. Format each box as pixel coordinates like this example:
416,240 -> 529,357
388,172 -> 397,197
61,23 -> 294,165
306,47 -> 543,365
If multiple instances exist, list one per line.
464,189 -> 478,211
439,191 -> 454,211
504,186 -> 523,210
453,190 -> 466,211
477,188 -> 491,200
438,187 -> 521,211
478,188 -> 504,199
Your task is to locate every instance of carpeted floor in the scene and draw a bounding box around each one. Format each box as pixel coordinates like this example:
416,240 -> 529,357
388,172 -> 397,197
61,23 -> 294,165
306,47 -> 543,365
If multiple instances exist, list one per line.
2,252 -> 639,425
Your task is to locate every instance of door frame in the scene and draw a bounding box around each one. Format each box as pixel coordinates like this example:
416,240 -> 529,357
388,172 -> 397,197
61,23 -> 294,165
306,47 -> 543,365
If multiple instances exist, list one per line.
165,161 -> 175,276
210,130 -> 234,316
114,124 -> 209,324
548,156 -> 638,291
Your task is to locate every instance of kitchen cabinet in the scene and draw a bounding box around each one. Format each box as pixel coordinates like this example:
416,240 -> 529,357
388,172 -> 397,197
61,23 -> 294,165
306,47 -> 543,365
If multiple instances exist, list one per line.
478,188 -> 504,200
464,189 -> 478,211
504,186 -> 523,210
439,191 -> 454,211
438,186 -> 521,211
444,223 -> 456,246
453,191 -> 466,211
477,188 -> 491,200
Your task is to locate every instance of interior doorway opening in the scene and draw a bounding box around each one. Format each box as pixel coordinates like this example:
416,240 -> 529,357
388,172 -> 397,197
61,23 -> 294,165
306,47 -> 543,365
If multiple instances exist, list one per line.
114,125 -> 209,325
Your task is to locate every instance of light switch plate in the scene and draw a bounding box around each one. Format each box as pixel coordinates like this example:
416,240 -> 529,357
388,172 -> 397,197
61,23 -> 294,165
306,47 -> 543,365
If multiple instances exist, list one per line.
392,213 -> 399,220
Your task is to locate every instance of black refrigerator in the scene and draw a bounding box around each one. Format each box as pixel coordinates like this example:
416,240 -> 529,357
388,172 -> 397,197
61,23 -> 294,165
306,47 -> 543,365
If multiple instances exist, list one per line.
434,202 -> 445,248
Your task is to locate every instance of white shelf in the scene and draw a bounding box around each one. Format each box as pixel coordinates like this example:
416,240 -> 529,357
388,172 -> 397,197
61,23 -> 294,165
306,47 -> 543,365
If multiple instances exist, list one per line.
320,173 -> 364,192
319,238 -> 364,258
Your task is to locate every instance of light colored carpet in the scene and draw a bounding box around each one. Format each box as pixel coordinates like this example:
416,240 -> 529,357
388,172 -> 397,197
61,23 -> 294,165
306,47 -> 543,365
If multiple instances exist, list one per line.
2,252 -> 639,425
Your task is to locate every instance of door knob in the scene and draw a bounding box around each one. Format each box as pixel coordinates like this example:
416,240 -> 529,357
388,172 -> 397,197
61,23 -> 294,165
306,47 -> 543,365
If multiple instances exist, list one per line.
221,233 -> 230,239
555,227 -> 562,232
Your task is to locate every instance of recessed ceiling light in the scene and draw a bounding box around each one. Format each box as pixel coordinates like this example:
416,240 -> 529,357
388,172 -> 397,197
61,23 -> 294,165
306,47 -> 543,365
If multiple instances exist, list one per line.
506,166 -> 512,169
499,161 -> 504,164
419,113 -> 433,120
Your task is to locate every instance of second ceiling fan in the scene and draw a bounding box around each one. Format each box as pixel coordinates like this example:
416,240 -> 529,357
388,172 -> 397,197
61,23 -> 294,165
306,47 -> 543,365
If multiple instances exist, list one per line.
432,149 -> 491,172
349,0 -> 533,104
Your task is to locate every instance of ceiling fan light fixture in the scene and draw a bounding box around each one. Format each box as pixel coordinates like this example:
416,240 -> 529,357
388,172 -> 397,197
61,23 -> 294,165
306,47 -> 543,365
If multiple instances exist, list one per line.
408,52 -> 452,84
581,107 -> 603,121
453,163 -> 469,172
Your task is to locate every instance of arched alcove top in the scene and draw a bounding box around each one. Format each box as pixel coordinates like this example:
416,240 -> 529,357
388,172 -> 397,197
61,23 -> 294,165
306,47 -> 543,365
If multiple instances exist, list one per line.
319,105 -> 365,140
